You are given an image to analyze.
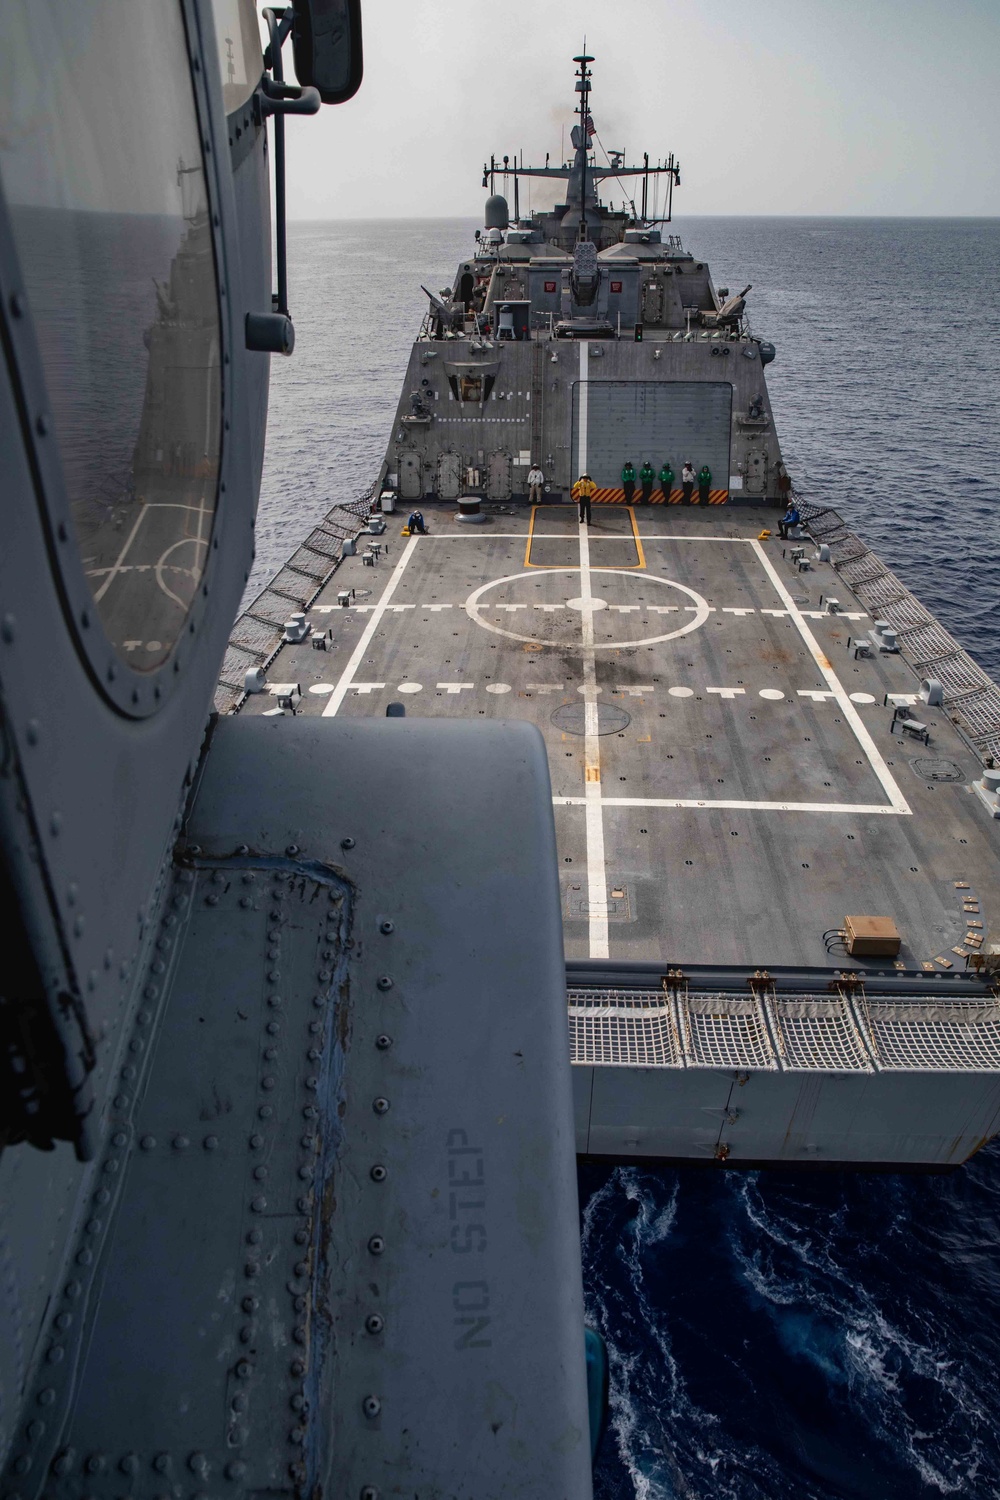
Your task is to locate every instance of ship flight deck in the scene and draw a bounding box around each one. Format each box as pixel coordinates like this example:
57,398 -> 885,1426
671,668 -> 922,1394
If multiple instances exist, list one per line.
237,503 -> 998,975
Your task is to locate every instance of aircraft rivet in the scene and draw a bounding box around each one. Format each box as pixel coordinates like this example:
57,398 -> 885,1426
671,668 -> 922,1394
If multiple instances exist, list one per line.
46,1346 -> 64,1364
261,1075 -> 276,1090
112,1131 -> 126,1147
286,844 -> 299,856
236,844 -> 249,855
294,1260 -> 309,1278
370,1164 -> 387,1183
302,1105 -> 318,1119
373,1097 -> 390,1115
85,1452 -> 105,1473
379,919 -> 395,934
377,975 -> 393,991
173,1135 -> 189,1151
253,1166 -> 267,1181
37,1388 -> 55,1406
251,1196 -> 266,1212
188,1451 -> 208,1477
362,1395 -> 381,1419
340,837 -> 355,850
290,1358 -> 305,1377
249,1134 -> 263,1150
26,1420 -> 44,1441
119,1453 -> 139,1476
204,1135 -> 218,1151
236,1360 -> 252,1379
231,1392 -> 248,1412
52,1447 -> 73,1473
55,1311 -> 72,1331
259,1105 -> 273,1119
305,1076 -> 318,1090
375,1034 -> 393,1051
360,1487 -> 380,1500
295,1228 -> 309,1244
226,1460 -> 247,1480
153,1451 -> 171,1473
240,896 -> 252,909
239,1325 -> 254,1344
293,1326 -> 307,1345
244,1261 -> 259,1278
365,1313 -> 384,1335
242,1296 -> 259,1313
368,1235 -> 385,1256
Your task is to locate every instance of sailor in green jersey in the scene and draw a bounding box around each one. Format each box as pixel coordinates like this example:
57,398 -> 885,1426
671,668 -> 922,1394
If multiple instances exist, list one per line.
697,464 -> 712,504
621,461 -> 636,505
659,462 -> 674,504
639,460 -> 655,505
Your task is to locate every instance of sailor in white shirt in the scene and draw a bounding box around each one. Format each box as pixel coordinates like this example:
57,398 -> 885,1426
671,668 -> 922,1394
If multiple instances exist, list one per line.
527,464 -> 544,504
681,461 -> 696,506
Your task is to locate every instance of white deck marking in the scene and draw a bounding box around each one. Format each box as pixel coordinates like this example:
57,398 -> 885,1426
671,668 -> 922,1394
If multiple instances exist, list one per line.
751,539 -> 910,814
436,682 -> 473,693
578,517 -> 609,960
554,796 -> 907,815
322,536 -> 420,716
577,342 -> 589,477
93,504 -> 148,603
707,686 -> 745,699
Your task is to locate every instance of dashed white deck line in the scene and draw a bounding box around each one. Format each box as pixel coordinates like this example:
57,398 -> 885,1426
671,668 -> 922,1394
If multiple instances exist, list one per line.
322,536 -> 420,717
578,516 -> 609,961
751,539 -> 910,815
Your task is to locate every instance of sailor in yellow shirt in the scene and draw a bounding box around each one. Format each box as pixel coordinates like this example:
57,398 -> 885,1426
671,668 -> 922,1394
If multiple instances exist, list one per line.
572,472 -> 596,524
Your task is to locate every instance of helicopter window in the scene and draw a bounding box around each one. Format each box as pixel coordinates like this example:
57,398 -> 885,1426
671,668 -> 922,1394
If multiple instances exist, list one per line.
210,0 -> 264,115
0,1 -> 222,674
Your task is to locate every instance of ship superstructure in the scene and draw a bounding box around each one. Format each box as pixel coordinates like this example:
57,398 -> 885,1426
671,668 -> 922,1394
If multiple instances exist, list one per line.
388,53 -> 781,507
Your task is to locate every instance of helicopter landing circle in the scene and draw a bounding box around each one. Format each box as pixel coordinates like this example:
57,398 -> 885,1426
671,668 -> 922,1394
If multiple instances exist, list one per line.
464,568 -> 710,650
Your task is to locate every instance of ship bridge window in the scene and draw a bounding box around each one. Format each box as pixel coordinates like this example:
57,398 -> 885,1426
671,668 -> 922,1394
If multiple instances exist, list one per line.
1,0 -> 222,675
210,0 -> 264,115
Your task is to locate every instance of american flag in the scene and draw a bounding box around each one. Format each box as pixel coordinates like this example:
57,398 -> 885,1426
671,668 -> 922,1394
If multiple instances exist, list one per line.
585,113 -> 596,139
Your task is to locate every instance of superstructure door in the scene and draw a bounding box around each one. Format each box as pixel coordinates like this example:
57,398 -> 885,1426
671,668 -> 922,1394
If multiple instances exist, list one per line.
744,446 -> 769,495
400,451 -> 422,499
573,381 -> 732,502
488,450 -> 512,500
437,451 -> 461,499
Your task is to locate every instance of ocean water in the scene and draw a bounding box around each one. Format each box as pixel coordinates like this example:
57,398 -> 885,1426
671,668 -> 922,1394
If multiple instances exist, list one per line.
257,217 -> 1000,1498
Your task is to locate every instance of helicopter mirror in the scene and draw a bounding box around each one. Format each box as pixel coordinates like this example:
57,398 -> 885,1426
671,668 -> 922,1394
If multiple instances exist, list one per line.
290,0 -> 363,104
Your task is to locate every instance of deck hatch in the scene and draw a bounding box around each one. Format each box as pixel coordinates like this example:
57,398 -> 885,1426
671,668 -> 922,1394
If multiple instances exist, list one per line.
572,381 -> 732,499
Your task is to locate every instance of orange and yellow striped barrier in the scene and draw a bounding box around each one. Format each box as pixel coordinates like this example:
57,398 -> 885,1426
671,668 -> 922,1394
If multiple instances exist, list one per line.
589,487 -> 730,506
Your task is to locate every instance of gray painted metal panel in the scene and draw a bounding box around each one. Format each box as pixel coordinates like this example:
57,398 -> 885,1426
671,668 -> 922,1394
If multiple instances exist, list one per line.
573,380 -> 733,492
0,718 -> 592,1497
577,1064 -> 1000,1166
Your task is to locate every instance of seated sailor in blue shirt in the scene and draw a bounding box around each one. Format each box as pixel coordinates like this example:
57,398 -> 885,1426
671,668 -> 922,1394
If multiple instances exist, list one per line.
778,502 -> 800,539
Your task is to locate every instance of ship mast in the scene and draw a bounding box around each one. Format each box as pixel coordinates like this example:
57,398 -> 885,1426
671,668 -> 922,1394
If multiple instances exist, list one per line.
571,49 -> 595,241
482,53 -> 681,246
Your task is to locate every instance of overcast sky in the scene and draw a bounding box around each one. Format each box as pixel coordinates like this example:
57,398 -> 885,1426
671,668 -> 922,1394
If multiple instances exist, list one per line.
281,0 -> 1000,220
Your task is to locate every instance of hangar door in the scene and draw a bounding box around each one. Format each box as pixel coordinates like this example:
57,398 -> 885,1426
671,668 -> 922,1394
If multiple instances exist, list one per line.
573,382 -> 732,499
